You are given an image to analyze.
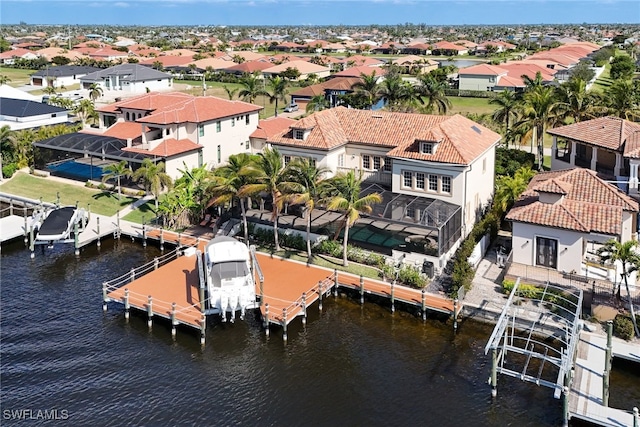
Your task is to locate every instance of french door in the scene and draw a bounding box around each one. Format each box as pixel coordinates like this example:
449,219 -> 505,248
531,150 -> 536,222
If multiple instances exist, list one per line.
536,237 -> 558,269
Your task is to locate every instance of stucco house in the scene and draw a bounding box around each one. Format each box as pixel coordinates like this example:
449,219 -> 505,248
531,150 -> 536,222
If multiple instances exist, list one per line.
33,92 -> 262,179
0,97 -> 70,131
549,116 -> 640,195
506,168 -> 639,274
30,65 -> 101,88
79,64 -> 173,94
263,107 -> 500,270
262,60 -> 331,80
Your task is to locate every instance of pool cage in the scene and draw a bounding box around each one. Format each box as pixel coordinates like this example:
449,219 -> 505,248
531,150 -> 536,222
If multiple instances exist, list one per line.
358,184 -> 462,256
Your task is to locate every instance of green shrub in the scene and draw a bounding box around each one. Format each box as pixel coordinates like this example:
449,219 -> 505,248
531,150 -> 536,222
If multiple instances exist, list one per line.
2,162 -> 17,179
398,265 -> 427,288
613,314 -> 635,341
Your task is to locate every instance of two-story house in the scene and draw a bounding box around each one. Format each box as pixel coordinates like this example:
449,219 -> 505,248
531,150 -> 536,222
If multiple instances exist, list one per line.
549,116 -> 640,194
265,107 -> 500,270
80,64 -> 173,94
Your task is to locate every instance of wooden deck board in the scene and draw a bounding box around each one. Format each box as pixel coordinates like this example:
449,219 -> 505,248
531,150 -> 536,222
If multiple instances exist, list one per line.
107,254 -> 203,328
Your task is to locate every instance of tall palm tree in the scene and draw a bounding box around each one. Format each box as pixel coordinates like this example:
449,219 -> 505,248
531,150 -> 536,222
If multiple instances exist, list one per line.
492,167 -> 534,215
0,125 -> 16,160
521,71 -> 545,91
417,74 -> 451,114
74,99 -> 95,128
0,75 -> 11,85
88,83 -> 103,102
209,153 -> 260,243
285,158 -> 330,258
174,163 -> 213,219
554,78 -> 599,123
597,239 -> 640,338
132,158 -> 172,210
605,80 -> 640,121
489,89 -> 519,140
377,73 -> 409,110
12,128 -> 35,168
305,94 -> 330,113
238,73 -> 268,104
238,147 -> 292,251
266,76 -> 288,117
222,85 -> 239,100
324,171 -> 382,266
351,71 -> 380,109
102,160 -> 131,200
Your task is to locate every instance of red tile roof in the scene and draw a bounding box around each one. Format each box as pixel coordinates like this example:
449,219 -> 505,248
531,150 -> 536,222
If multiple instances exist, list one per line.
458,63 -> 508,76
102,121 -> 147,140
140,96 -> 262,124
290,77 -> 361,98
506,168 -> 639,235
139,55 -> 194,67
250,117 -> 296,139
332,65 -> 386,78
123,138 -> 201,157
268,107 -> 500,165
224,60 -> 274,73
547,116 -> 640,155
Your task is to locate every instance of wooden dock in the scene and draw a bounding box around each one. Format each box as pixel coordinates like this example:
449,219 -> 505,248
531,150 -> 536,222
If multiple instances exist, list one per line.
103,229 -> 460,342
0,215 -> 35,243
568,331 -> 639,427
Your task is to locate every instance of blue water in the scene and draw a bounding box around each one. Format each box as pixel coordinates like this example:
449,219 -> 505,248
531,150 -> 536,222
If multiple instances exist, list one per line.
47,160 -> 105,181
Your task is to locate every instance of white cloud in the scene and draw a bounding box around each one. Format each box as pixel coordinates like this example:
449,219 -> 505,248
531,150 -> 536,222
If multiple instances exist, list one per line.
114,1 -> 129,6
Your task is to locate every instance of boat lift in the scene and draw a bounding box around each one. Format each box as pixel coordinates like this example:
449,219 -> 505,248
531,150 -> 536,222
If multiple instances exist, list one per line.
29,204 -> 89,257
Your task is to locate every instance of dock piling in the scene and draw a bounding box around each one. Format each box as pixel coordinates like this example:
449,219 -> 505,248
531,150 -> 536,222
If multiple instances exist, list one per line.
74,220 -> 80,256
130,268 -> 135,282
171,302 -> 177,338
390,281 -> 395,313
23,207 -> 28,243
490,347 -> 498,397
282,308 -> 287,343
359,275 -> 364,304
301,292 -> 307,326
200,315 -> 206,346
9,199 -> 13,216
96,217 -> 101,248
147,295 -> 153,329
562,386 -> 569,427
453,299 -> 459,332
604,320 -> 612,407
264,303 -> 270,337
29,223 -> 34,259
116,210 -> 121,239
124,289 -> 130,321
102,282 -> 108,311
318,281 -> 323,312
154,257 -> 159,270
421,289 -> 426,321
333,269 -> 338,297
159,228 -> 164,251
633,407 -> 638,427
142,222 -> 147,248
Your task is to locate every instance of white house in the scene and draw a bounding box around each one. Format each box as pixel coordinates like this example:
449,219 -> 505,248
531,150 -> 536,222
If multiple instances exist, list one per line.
30,65 -> 101,88
79,64 -> 173,94
506,168 -> 639,273
0,97 -> 70,130
265,107 -> 500,269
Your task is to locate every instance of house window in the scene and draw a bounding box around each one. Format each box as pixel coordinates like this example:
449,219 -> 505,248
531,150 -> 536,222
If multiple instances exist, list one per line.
309,157 -> 316,167
165,128 -> 170,136
483,158 -> 487,173
284,155 -> 291,166
245,114 -> 250,125
198,125 -> 204,137
338,154 -> 344,167
536,237 -> 558,269
217,145 -> 221,163
245,140 -> 250,150
216,121 -> 221,132
421,142 -> 434,154
442,176 -> 451,193
126,112 -> 130,121
231,117 -> 235,127
293,129 -> 304,140
373,156 -> 381,170
403,171 -> 412,187
416,173 -> 425,189
362,155 -> 371,169
428,175 -> 438,191
383,157 -> 392,172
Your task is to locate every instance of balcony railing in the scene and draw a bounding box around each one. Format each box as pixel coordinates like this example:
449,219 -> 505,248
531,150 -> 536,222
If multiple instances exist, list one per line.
336,167 -> 392,185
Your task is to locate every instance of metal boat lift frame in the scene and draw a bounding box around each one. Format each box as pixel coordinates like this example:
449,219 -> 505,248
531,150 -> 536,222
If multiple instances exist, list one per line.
484,278 -> 583,427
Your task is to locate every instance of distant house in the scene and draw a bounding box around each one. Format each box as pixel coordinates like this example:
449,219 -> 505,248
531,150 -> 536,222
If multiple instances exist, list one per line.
30,66 -> 101,88
431,41 -> 468,56
0,97 -> 70,130
392,55 -> 439,74
249,116 -> 296,154
506,168 -> 638,273
265,107 -> 501,269
79,64 -> 173,94
458,63 -> 556,92
0,48 -> 38,65
288,77 -> 363,110
262,60 -> 331,80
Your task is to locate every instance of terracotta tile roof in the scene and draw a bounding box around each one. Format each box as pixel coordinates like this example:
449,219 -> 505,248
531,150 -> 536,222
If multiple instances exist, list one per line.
96,92 -> 193,113
494,75 -> 526,88
268,107 -> 500,165
290,77 -> 361,98
250,117 -> 296,139
123,138 -> 201,157
332,65 -> 386,78
547,116 -> 640,155
338,55 -> 384,66
263,60 -> 330,75
102,121 -> 147,140
224,60 -> 273,73
191,57 -> 234,70
458,63 -> 508,76
139,55 -> 194,67
0,48 -> 34,59
432,41 -> 468,51
506,168 -> 639,235
140,96 -> 262,124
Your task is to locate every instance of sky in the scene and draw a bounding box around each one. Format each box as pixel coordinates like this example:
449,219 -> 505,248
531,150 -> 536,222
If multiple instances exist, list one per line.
0,0 -> 639,26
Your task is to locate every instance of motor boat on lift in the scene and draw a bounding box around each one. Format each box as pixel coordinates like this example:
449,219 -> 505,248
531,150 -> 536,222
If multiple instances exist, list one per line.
34,206 -> 88,245
203,236 -> 258,322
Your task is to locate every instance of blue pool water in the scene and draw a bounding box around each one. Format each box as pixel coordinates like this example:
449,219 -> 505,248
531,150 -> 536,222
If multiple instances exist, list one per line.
47,160 -> 106,181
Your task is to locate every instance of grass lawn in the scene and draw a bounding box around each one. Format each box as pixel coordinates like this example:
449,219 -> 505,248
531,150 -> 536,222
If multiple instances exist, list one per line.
0,172 -> 136,216
447,96 -> 497,116
0,66 -> 36,86
122,199 -> 159,224
591,62 -> 613,93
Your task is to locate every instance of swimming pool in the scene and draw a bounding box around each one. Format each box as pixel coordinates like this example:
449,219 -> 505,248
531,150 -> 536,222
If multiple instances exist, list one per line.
47,160 -> 106,181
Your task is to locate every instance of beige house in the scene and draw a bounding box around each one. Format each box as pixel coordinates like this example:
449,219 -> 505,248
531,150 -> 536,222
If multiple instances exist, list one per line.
262,60 -> 331,80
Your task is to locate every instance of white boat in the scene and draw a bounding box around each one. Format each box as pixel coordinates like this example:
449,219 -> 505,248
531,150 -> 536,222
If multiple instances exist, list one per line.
35,206 -> 88,243
203,236 -> 257,322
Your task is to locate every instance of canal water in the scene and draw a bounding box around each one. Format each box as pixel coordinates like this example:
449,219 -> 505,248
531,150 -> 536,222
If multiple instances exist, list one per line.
0,238 -> 634,426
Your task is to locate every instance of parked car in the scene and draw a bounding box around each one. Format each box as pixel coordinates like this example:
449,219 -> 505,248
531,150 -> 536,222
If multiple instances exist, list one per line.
284,103 -> 299,113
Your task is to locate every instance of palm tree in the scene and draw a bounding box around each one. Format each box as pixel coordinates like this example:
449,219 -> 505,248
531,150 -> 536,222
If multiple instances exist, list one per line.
492,167 -> 534,214
12,128 -> 35,168
222,85 -> 239,100
0,75 -> 11,85
489,89 -> 519,140
74,99 -> 95,128
351,71 -> 380,109
521,71 -> 545,91
43,85 -> 57,96
132,158 -> 172,210
209,153 -> 259,243
174,163 -> 213,219
554,78 -> 599,123
597,239 -> 640,338
238,74 -> 268,104
305,94 -> 330,113
285,158 -> 330,258
266,76 -> 288,117
324,171 -> 382,266
88,83 -> 103,102
238,147 -> 292,251
102,160 -> 131,200
416,74 -> 451,114
0,125 -> 17,165
378,72 -> 410,110
605,80 -> 640,121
